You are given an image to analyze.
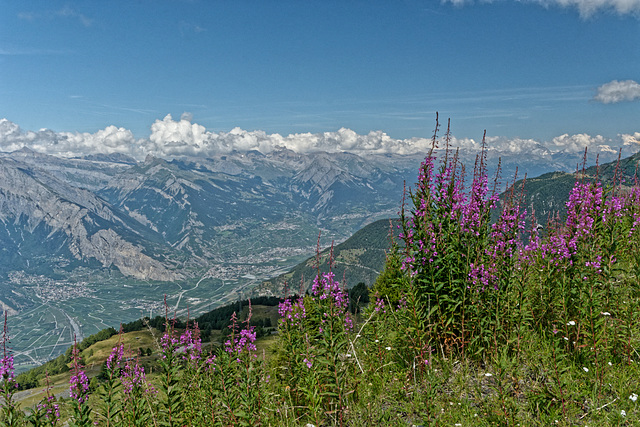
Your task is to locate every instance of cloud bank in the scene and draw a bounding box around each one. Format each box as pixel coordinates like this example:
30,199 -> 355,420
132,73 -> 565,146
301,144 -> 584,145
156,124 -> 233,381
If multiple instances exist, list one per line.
594,80 -> 640,104
1,116 -> 639,165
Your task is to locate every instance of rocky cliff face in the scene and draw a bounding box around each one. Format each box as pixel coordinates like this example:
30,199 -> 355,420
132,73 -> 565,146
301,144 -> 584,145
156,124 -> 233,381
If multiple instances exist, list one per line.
0,157 -> 178,281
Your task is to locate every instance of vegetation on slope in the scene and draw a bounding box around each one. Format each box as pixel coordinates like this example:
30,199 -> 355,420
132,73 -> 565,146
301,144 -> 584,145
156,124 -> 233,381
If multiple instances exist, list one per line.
507,150 -> 640,224
256,217 -> 399,297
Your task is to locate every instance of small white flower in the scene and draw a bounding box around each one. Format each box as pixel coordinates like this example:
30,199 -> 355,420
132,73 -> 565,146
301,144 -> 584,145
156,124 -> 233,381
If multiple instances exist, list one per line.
621,409 -> 626,417
564,337 -> 569,341
601,312 -> 611,316
385,346 -> 391,351
455,424 -> 462,426
484,373 -> 493,377
374,339 -> 379,343
608,362 -> 612,366
567,320 -> 576,326
630,393 -> 638,402
583,367 -> 589,372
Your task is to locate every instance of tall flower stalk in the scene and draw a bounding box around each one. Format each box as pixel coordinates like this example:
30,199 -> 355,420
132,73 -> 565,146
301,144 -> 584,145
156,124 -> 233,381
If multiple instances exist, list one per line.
28,372 -> 60,427
97,332 -> 123,426
68,336 -> 91,427
157,298 -> 184,427
0,313 -> 20,427
120,352 -> 156,427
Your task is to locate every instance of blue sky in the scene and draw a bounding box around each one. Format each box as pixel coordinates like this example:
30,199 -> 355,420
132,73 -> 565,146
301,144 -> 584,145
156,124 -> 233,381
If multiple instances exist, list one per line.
1,0 -> 639,156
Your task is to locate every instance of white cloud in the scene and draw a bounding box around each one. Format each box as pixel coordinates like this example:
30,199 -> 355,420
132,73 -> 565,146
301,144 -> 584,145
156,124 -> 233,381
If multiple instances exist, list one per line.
57,6 -> 92,27
179,21 -> 207,35
543,0 -> 640,17
441,0 -> 640,17
1,116 -> 638,166
17,12 -> 35,22
550,133 -> 609,153
482,136 -> 552,157
148,114 -> 211,156
443,0 -> 471,6
0,118 -> 141,158
594,80 -> 640,104
621,132 -> 640,147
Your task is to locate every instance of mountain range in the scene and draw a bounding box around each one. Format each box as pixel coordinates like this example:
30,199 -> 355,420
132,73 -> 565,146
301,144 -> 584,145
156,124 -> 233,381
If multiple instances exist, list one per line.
1,144 -> 636,285
0,148 -> 415,281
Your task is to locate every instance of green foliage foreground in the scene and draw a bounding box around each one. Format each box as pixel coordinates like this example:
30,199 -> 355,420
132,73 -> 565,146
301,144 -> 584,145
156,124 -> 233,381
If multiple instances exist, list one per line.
2,119 -> 640,426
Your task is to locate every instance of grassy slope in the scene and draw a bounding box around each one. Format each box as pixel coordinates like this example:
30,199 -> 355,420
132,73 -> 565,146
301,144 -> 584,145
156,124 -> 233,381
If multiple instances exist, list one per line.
14,307 -> 281,409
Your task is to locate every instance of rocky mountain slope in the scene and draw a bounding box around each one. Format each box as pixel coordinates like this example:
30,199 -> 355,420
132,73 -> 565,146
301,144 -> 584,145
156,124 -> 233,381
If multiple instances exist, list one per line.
0,157 -> 176,281
0,149 -> 416,285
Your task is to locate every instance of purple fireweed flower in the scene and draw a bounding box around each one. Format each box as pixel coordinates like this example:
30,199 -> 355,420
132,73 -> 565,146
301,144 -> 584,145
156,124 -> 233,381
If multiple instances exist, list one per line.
225,327 -> 257,356
37,395 -> 60,423
106,343 -> 124,370
468,262 -> 495,292
278,296 -> 306,327
310,272 -> 348,310
0,355 -> 14,382
121,358 -> 155,396
179,325 -> 202,361
343,312 -> 354,331
160,332 -> 180,358
69,342 -> 90,405
205,354 -> 217,373
224,310 -> 258,359
0,312 -> 17,391
69,370 -> 89,404
585,255 -> 603,273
